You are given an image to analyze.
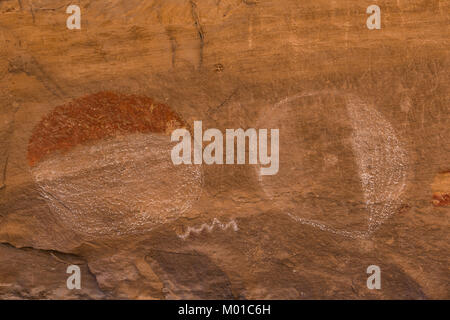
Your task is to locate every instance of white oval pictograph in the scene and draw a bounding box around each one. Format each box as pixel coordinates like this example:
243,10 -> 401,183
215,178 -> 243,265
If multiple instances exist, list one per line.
31,133 -> 203,236
346,95 -> 408,235
27,92 -> 203,237
257,91 -> 409,238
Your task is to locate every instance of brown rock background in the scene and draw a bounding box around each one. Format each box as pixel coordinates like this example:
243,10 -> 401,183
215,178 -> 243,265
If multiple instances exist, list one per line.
0,0 -> 448,299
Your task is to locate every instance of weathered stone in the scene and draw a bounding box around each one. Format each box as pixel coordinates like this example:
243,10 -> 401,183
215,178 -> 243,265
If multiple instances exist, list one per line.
0,0 -> 448,299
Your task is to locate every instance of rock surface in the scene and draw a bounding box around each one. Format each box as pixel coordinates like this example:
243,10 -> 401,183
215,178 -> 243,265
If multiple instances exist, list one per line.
0,0 -> 448,299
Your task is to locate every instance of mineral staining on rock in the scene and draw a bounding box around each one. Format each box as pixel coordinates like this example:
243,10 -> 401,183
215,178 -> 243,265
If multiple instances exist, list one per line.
27,91 -> 185,167
27,92 -> 202,236
432,172 -> 450,207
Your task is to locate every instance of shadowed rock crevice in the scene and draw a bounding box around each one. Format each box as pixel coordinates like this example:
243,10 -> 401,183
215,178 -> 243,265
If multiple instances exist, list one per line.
146,249 -> 236,299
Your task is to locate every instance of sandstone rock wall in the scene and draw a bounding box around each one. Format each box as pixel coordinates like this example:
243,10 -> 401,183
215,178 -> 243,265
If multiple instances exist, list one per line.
0,0 -> 448,299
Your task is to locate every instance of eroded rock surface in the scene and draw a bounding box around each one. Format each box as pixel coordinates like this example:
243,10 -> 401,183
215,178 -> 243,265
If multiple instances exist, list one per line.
0,0 -> 448,299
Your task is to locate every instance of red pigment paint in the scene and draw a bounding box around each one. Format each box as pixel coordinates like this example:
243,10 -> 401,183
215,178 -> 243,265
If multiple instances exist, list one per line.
432,192 -> 450,207
28,91 -> 186,166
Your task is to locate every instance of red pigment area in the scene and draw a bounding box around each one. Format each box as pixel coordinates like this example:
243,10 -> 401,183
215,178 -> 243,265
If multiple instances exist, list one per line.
28,91 -> 185,166
432,192 -> 450,207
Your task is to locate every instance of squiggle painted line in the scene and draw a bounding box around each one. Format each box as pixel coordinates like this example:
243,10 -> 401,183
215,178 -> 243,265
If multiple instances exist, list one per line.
177,218 -> 238,240
286,213 -> 368,239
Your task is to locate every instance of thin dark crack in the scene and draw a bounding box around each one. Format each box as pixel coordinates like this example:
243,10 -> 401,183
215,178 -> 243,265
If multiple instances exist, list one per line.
41,189 -> 73,214
30,56 -> 66,98
49,252 -> 73,265
0,104 -> 18,191
170,38 -> 177,68
8,55 -> 66,98
33,2 -> 71,11
165,28 -> 178,68
146,249 -> 201,258
0,154 -> 9,190
85,261 -> 108,297
207,88 -> 238,115
30,4 -> 35,24
190,0 -> 204,68
0,242 -> 82,261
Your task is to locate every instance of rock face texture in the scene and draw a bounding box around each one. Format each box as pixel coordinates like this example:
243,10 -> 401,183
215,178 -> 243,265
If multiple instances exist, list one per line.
0,0 -> 448,299
28,92 -> 202,236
